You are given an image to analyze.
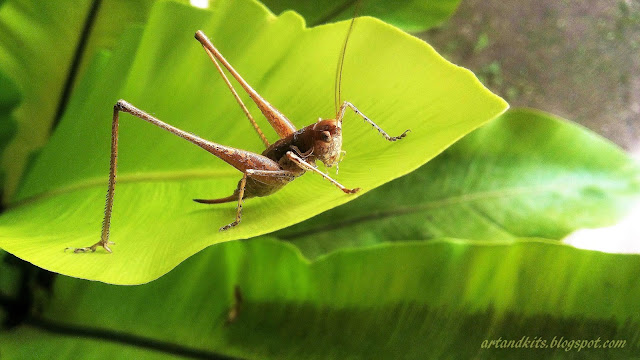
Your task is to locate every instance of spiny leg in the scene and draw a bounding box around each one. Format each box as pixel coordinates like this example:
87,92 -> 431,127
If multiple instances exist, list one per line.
67,100 -> 280,253
220,173 -> 247,231
337,101 -> 410,141
66,105 -> 121,253
285,151 -> 360,194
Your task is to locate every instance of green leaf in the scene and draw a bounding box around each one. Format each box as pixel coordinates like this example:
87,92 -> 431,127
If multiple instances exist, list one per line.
0,0 -> 90,201
277,108 -> 640,259
260,0 -> 462,31
1,238 -> 639,358
0,0 -> 506,284
0,71 -> 19,197
0,0 -> 185,203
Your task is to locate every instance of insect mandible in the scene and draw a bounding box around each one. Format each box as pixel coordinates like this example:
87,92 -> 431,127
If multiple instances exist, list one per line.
67,14 -> 409,253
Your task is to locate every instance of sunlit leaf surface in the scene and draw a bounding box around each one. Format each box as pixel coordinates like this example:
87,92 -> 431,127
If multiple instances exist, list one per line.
0,0 -> 507,284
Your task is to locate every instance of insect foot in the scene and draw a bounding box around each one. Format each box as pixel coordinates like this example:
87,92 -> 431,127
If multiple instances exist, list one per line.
65,241 -> 115,254
389,129 -> 411,141
219,221 -> 240,232
342,187 -> 361,194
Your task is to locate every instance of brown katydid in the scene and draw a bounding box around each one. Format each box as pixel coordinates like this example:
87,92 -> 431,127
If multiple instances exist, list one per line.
67,15 -> 408,254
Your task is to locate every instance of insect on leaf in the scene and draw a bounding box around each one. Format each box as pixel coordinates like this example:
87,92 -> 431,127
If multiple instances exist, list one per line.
0,0 -> 507,284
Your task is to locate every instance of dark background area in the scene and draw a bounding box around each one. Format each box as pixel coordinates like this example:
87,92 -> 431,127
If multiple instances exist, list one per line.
421,0 -> 640,155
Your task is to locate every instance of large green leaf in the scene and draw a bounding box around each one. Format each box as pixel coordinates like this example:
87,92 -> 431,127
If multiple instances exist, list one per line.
260,0 -> 462,31
1,237 -> 639,358
0,0 -> 507,284
277,108 -> 640,259
0,0 -> 185,203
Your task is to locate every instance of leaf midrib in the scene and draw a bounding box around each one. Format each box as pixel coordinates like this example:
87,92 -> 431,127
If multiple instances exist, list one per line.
9,168 -> 240,209
280,181 -> 629,239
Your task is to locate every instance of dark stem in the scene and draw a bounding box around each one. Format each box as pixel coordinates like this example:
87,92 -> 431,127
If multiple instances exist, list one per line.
25,317 -> 239,360
50,0 -> 103,132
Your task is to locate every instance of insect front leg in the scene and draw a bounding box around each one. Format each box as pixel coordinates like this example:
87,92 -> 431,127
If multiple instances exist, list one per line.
337,101 -> 410,141
285,151 -> 360,194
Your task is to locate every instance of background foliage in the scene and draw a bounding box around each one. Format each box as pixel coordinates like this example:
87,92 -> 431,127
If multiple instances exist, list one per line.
260,0 -> 462,30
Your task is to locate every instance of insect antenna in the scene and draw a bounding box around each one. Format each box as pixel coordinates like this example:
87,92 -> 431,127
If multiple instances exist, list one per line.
334,0 -> 363,119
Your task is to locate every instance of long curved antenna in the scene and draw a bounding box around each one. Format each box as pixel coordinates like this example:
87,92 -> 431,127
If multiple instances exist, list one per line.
334,0 -> 362,118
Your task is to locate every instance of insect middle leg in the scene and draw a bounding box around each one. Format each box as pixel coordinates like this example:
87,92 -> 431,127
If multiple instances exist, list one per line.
67,100 -> 285,253
214,168 -> 297,231
220,173 -> 247,232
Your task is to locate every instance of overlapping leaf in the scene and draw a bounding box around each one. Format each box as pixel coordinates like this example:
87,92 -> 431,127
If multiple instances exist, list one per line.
277,108 -> 640,258
0,0 -> 187,203
0,0 -> 507,284
0,0 -> 90,201
261,0 -> 462,30
1,238 -> 638,358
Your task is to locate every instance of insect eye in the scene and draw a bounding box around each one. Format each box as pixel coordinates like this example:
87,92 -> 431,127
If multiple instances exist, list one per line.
320,131 -> 331,142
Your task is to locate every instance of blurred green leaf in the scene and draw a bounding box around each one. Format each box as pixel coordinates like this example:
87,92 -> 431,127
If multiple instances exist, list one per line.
277,108 -> 640,259
1,237 -> 639,358
0,71 -> 19,198
0,0 -> 90,201
260,0 -> 462,31
0,0 -> 186,203
0,0 -> 507,284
